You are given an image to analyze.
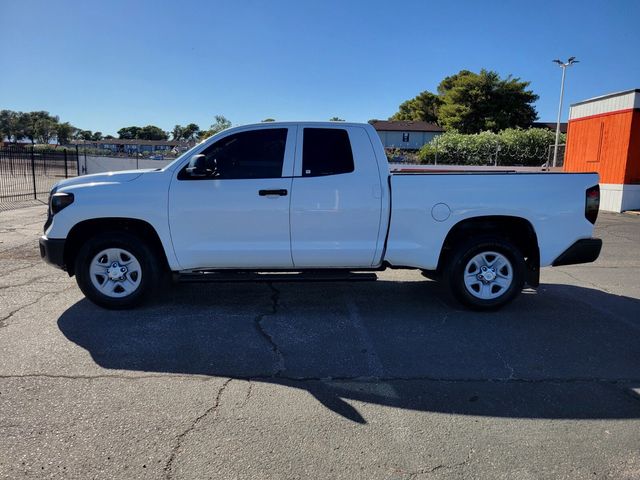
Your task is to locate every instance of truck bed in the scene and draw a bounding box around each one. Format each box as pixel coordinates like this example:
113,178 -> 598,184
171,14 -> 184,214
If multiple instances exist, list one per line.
384,171 -> 599,270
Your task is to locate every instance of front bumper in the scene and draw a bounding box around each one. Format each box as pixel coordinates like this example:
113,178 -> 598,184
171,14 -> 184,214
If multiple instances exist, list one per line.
39,236 -> 66,270
552,238 -> 602,267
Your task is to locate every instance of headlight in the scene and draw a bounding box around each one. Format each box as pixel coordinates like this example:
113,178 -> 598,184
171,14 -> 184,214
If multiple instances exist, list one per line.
50,192 -> 74,215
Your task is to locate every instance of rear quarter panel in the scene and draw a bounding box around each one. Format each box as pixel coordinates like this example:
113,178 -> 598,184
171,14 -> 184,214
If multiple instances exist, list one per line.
386,172 -> 599,269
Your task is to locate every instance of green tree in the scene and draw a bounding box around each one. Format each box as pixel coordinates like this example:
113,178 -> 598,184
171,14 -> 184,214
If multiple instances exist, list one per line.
209,115 -> 231,134
391,70 -> 538,133
261,118 -> 276,122
117,126 -> 141,139
390,91 -> 441,123
1,109 -> 97,145
76,130 -> 93,141
19,112 -> 36,143
329,117 -> 345,121
14,112 -> 31,142
0,110 -> 10,140
91,131 -> 103,141
19,111 -> 58,144
56,122 -> 74,144
137,125 -> 168,140
181,123 -> 200,141
171,125 -> 183,141
198,115 -> 231,140
0,110 -> 22,142
33,113 -> 59,144
172,123 -> 200,141
436,69 -> 538,133
118,125 -> 169,141
436,69 -> 474,96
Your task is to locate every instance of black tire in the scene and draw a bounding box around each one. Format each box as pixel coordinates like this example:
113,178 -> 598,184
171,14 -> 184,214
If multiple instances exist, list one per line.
444,235 -> 525,311
75,231 -> 161,309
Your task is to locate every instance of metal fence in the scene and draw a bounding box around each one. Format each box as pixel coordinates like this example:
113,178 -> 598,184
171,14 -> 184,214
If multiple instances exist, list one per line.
546,143 -> 566,168
0,146 -> 79,206
387,142 -> 566,168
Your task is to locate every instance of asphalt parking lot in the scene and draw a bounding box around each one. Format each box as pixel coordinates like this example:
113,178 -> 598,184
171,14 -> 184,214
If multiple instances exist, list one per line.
1,206 -> 639,479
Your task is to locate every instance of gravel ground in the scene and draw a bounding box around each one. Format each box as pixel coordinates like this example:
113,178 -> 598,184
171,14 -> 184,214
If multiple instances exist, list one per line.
1,205 -> 639,479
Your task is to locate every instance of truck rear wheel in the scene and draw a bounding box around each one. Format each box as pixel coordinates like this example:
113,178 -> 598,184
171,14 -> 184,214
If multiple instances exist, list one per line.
445,235 -> 525,310
75,232 -> 160,309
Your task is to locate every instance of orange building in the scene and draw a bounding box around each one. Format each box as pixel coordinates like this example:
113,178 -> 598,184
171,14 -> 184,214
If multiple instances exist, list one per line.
564,89 -> 640,212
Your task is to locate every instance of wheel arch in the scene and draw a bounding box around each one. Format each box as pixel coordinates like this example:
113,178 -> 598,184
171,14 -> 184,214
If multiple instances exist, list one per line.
64,217 -> 170,276
437,215 -> 540,287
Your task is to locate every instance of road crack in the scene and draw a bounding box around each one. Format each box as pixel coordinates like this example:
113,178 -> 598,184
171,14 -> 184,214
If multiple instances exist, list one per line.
0,274 -> 59,290
496,351 -> 515,380
408,449 -> 474,478
556,268 -> 612,293
254,282 -> 285,376
0,298 -> 46,329
0,262 -> 40,275
241,380 -> 253,408
0,284 -> 75,330
163,378 -> 232,479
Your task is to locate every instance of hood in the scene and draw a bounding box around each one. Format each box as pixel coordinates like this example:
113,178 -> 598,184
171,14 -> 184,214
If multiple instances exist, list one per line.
53,169 -> 153,191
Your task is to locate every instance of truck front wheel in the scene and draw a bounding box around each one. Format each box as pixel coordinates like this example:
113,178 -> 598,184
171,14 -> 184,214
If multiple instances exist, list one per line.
74,232 -> 160,309
445,235 -> 525,310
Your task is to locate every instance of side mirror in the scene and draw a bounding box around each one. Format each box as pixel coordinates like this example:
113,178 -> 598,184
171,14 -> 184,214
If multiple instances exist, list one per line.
185,154 -> 213,177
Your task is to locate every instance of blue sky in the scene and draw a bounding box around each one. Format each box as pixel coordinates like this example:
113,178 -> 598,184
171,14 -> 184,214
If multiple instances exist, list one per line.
1,0 -> 639,135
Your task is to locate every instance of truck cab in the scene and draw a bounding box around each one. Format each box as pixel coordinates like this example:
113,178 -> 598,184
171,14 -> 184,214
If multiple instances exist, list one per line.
168,123 -> 389,270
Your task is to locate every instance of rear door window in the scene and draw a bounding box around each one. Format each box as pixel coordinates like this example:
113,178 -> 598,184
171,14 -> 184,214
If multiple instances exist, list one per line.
302,128 -> 354,177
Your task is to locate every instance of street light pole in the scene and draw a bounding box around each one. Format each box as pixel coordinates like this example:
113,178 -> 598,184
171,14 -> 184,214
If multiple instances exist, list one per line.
552,57 -> 578,168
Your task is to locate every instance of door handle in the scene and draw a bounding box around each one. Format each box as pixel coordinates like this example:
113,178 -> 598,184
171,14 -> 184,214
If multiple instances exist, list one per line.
258,189 -> 288,196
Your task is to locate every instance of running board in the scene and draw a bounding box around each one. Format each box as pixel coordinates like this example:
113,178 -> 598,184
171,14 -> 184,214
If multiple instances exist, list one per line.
176,270 -> 378,283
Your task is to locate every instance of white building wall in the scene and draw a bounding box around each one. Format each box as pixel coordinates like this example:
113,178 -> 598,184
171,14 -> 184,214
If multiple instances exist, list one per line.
569,90 -> 640,120
599,184 -> 640,213
83,155 -> 173,175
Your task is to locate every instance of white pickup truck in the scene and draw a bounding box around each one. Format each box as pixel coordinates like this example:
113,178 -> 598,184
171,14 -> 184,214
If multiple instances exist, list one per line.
40,122 -> 602,310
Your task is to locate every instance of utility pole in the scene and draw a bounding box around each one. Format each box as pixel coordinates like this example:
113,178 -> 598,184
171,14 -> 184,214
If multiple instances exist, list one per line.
552,57 -> 579,168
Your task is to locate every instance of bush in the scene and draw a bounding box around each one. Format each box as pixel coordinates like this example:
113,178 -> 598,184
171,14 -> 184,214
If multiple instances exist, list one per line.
28,144 -> 77,152
418,128 -> 565,166
385,148 -> 421,164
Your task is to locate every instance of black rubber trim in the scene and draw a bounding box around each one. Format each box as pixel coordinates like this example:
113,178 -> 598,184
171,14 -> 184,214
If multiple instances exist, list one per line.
177,270 -> 378,283
552,238 -> 602,267
39,236 -> 66,270
43,210 -> 52,233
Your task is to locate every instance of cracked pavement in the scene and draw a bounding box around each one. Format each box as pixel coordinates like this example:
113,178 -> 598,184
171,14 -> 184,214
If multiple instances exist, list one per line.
1,205 -> 640,479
